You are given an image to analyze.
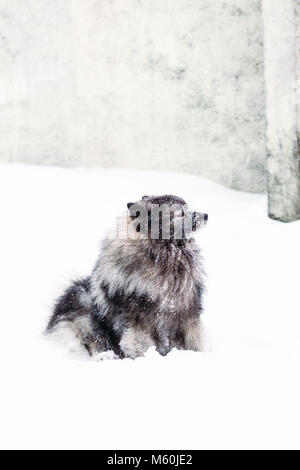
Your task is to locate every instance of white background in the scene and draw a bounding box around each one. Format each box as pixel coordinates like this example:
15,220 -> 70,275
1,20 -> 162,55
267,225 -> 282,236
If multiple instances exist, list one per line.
1,163 -> 299,450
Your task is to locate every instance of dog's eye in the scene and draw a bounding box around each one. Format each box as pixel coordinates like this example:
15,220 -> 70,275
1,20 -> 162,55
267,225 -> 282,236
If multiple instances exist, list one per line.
178,210 -> 184,217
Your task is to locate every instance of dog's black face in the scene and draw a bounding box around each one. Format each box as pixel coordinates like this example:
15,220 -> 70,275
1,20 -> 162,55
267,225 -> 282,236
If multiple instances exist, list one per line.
127,195 -> 208,242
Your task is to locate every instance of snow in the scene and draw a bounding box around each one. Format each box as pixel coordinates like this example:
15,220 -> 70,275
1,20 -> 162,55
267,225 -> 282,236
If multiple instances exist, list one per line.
1,162 -> 300,450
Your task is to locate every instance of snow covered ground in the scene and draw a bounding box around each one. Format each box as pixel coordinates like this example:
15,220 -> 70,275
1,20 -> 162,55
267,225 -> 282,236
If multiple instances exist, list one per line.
0,162 -> 300,450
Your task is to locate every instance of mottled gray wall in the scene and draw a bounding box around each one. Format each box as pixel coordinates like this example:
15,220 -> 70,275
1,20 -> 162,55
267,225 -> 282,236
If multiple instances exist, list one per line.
263,0 -> 300,222
297,0 -> 300,135
0,0 -> 266,192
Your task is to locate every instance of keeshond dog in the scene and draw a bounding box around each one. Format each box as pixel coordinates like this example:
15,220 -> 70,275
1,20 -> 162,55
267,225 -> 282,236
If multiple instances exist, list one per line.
47,195 -> 208,359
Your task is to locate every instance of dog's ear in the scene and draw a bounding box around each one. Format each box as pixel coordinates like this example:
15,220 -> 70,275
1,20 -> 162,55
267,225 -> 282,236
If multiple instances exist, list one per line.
127,202 -> 138,218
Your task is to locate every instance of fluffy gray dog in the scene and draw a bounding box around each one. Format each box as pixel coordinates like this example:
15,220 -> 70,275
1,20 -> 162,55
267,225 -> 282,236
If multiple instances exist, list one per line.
47,195 -> 208,359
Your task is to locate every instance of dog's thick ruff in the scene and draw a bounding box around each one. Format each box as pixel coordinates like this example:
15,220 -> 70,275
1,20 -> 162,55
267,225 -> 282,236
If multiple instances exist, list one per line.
47,195 -> 207,359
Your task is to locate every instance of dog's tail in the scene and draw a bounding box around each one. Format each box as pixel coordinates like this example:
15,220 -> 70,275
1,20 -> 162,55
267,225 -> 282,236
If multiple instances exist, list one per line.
46,277 -> 91,332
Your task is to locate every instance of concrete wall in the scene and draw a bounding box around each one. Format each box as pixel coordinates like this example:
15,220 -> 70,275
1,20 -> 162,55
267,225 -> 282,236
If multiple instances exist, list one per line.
0,0 -> 266,192
263,0 -> 300,221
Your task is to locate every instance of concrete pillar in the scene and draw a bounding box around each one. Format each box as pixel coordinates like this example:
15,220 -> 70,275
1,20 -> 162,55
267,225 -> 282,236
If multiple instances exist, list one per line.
263,0 -> 300,222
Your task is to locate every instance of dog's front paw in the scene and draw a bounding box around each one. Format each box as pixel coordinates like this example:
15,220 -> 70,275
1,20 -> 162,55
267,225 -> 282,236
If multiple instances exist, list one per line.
94,350 -> 119,361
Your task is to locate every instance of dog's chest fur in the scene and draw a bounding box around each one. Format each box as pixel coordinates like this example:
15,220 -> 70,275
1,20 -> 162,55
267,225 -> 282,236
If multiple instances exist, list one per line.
89,237 -> 205,357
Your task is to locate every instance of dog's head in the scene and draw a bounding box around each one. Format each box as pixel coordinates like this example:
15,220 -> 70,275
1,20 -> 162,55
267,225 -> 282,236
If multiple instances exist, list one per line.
126,194 -> 207,242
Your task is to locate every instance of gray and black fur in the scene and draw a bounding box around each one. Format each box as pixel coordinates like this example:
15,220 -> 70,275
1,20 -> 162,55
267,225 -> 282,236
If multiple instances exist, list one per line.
47,195 -> 208,359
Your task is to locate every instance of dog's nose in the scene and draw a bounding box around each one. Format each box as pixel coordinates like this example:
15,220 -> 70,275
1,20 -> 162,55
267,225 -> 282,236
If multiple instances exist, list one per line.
204,213 -> 208,221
